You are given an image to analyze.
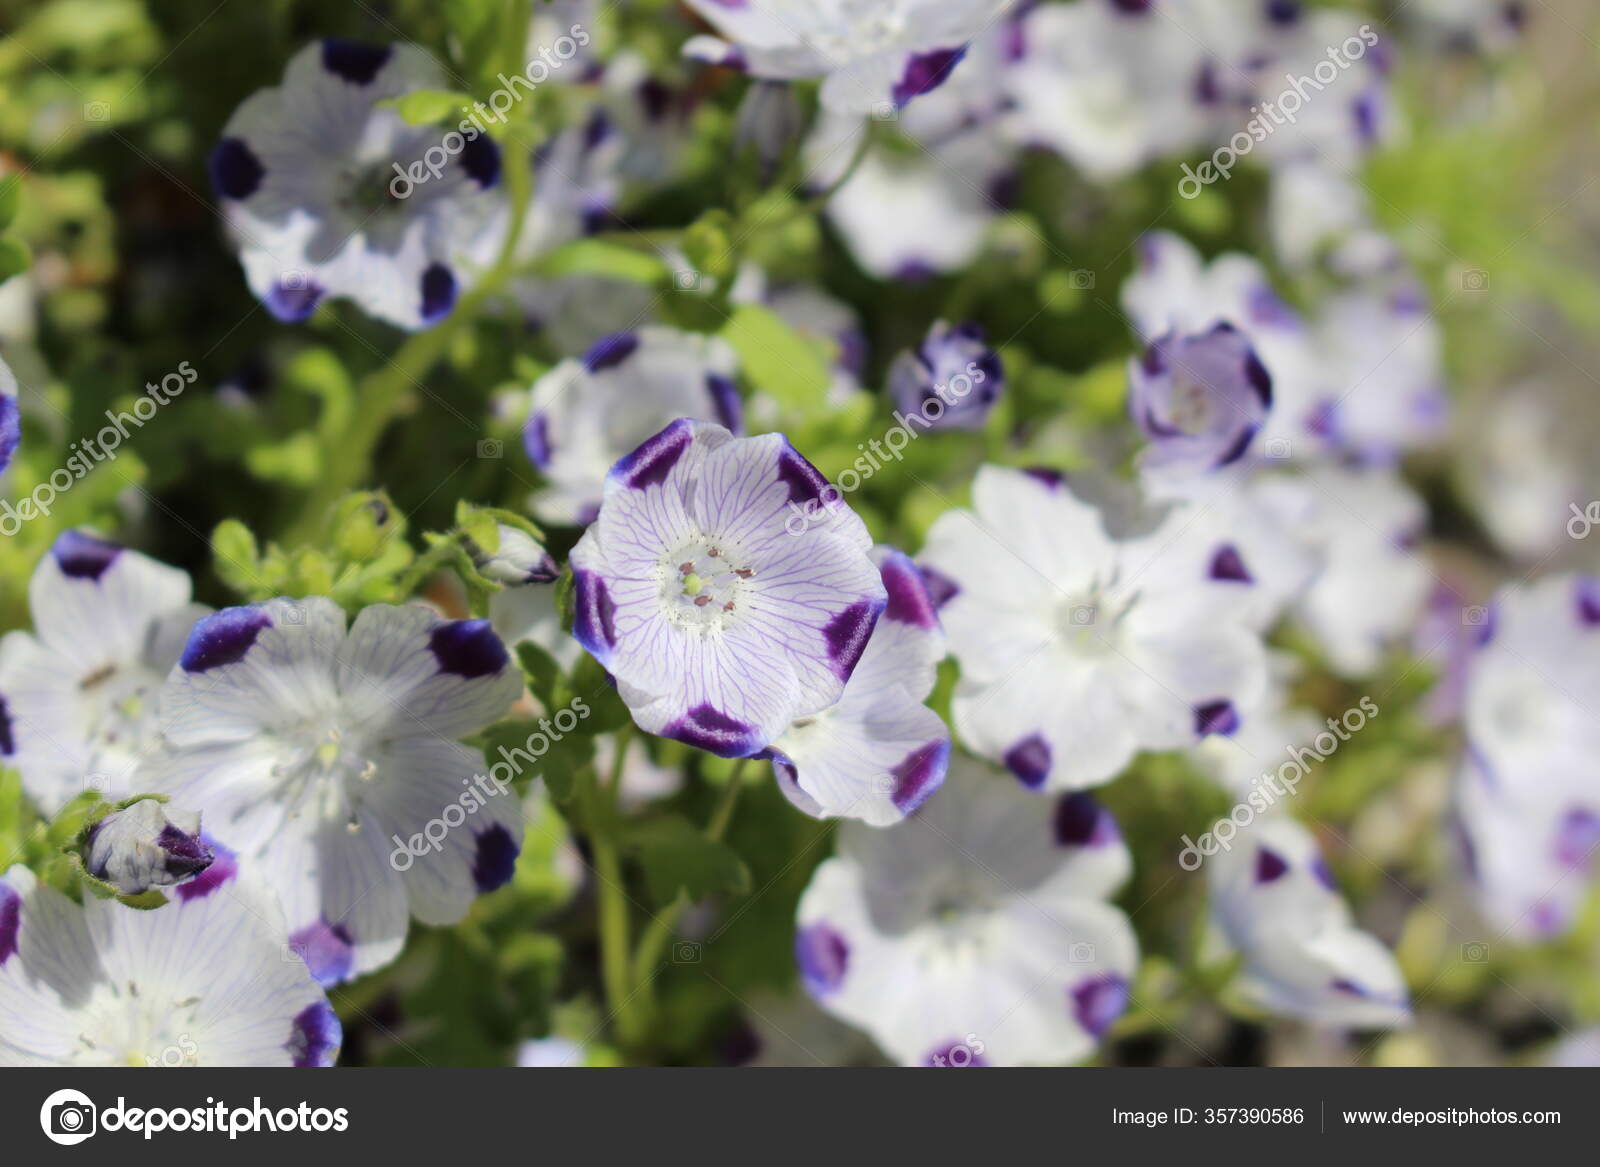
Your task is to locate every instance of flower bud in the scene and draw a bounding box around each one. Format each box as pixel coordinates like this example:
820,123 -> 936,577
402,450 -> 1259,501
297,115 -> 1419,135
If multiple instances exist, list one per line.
86,799 -> 214,895
468,523 -> 560,586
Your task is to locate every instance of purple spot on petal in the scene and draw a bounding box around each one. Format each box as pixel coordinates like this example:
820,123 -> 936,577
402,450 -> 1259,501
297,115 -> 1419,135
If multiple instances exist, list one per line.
705,373 -> 743,432
1330,977 -> 1364,996
265,278 -> 323,322
321,38 -> 392,85
52,529 -> 122,579
582,331 -> 639,373
1071,974 -> 1129,1038
1554,807 -> 1600,871
209,137 -> 264,200
1255,846 -> 1290,883
288,1001 -> 341,1067
795,922 -> 850,994
175,837 -> 237,901
1311,855 -> 1336,890
1243,352 -> 1273,407
572,569 -> 617,656
668,703 -> 758,758
891,46 -> 969,108
180,607 -> 272,672
1055,793 -> 1119,847
822,601 -> 878,680
1195,700 -> 1239,737
1022,467 -> 1064,489
613,419 -> 692,490
420,263 -> 457,326
458,132 -> 501,188
1209,544 -> 1252,584
1004,734 -> 1051,789
290,919 -> 356,986
918,564 -> 961,609
880,552 -> 938,628
890,740 -> 949,814
523,412 -> 552,469
429,619 -> 508,679
1576,578 -> 1600,626
924,1039 -> 988,1067
0,695 -> 13,756
0,881 -> 19,965
472,823 -> 519,891
0,394 -> 17,474
776,445 -> 832,508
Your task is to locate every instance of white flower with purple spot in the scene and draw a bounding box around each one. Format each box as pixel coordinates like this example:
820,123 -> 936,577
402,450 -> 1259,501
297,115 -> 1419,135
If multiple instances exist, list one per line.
524,327 -> 742,526
1209,817 -> 1410,1028
763,546 -> 950,827
466,523 -> 560,586
1130,322 -> 1273,477
795,760 -> 1138,1065
888,320 -> 1004,432
1251,464 -> 1431,677
209,39 -> 506,330
568,419 -> 886,758
1454,575 -> 1600,939
1000,0 -> 1214,181
84,798 -> 214,896
141,597 -> 523,984
0,531 -> 207,815
0,353 -> 19,473
1122,231 -> 1326,459
919,466 -> 1268,791
683,0 -> 1008,115
0,861 -> 339,1066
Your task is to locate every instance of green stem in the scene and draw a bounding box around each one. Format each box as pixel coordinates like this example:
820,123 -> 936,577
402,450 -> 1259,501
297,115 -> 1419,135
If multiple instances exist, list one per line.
628,759 -> 749,995
584,748 -> 643,1047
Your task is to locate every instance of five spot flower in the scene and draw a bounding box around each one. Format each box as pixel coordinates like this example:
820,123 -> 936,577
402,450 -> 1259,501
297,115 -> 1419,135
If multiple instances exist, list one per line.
140,598 -> 523,984
569,419 -> 886,758
210,39 -> 506,330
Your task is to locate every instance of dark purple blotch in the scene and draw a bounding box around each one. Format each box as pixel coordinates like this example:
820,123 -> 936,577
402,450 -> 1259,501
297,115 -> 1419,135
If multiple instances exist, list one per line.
180,607 -> 273,672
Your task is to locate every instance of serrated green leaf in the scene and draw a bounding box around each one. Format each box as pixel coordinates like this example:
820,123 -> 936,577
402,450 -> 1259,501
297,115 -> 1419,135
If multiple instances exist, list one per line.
629,815 -> 751,905
721,304 -> 828,411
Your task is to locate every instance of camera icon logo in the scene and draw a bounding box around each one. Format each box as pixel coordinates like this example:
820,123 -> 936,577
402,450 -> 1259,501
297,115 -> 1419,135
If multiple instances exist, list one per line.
1263,437 -> 1292,460
1461,606 -> 1490,627
673,269 -> 702,291
281,602 -> 306,626
82,772 -> 111,797
40,1088 -> 97,1146
1069,605 -> 1097,627
1461,941 -> 1490,963
83,102 -> 110,123
1068,269 -> 1095,290
671,940 -> 702,964
1461,269 -> 1490,292
1068,941 -> 1097,963
869,101 -> 898,121
477,438 -> 503,459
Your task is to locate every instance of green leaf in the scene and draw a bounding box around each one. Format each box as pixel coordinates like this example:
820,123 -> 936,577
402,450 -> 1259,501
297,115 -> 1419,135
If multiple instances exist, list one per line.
720,304 -> 829,411
0,237 -> 31,282
210,519 -> 261,597
382,89 -> 474,126
628,815 -> 751,905
516,641 -> 564,711
569,653 -> 630,734
0,176 -> 20,230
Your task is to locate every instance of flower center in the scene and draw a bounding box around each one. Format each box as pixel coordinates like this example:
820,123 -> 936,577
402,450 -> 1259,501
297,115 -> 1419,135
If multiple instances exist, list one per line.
71,983 -> 204,1066
78,662 -> 164,780
1167,372 -> 1219,434
1055,579 -> 1138,657
659,539 -> 755,631
269,718 -> 379,833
